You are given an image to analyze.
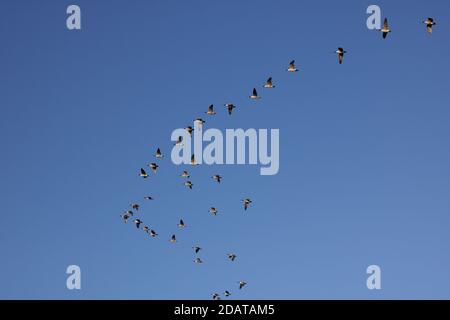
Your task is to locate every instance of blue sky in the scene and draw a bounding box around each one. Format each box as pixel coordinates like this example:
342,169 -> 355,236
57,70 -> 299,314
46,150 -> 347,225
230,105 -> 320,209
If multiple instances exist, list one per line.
1,0 -> 449,299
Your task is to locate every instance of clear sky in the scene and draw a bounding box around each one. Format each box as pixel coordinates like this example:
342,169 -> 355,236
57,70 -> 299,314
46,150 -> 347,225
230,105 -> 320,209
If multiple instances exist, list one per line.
1,0 -> 449,299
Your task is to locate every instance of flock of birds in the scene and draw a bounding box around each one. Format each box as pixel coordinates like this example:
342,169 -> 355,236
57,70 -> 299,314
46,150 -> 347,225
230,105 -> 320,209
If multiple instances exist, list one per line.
119,15 -> 437,300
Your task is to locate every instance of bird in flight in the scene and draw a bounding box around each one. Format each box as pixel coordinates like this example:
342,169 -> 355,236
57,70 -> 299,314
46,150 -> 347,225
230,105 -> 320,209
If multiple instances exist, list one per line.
181,170 -> 190,178
155,148 -> 163,158
184,181 -> 193,189
144,196 -> 154,200
193,246 -> 202,254
133,219 -> 142,229
193,258 -> 203,264
139,168 -> 149,179
143,226 -> 149,233
224,103 -> 236,115
224,291 -> 231,297
148,163 -> 159,174
205,104 -> 216,116
380,18 -> 391,39
131,203 -> 140,211
194,118 -> 206,127
190,154 -> 198,166
335,47 -> 346,64
422,17 -> 436,34
227,253 -> 237,262
242,198 -> 252,210
287,60 -> 298,72
209,207 -> 218,216
149,229 -> 158,237
263,77 -> 275,88
170,234 -> 177,243
177,219 -> 186,228
120,213 -> 130,223
174,136 -> 183,146
185,126 -> 194,136
249,88 -> 261,100
212,293 -> 221,300
212,175 -> 222,183
239,281 -> 247,290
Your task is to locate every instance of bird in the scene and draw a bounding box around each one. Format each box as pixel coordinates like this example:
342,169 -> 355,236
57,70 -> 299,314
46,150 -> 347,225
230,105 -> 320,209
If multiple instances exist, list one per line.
125,210 -> 134,216
227,253 -> 237,262
193,246 -> 202,254
249,88 -> 261,100
174,136 -> 183,146
139,168 -> 149,178
212,293 -> 221,300
209,207 -> 218,216
422,17 -> 436,34
190,154 -> 198,166
170,234 -> 177,243
263,77 -> 275,88
212,175 -> 222,183
177,219 -> 186,228
224,103 -> 236,115
184,181 -> 193,189
131,203 -> 140,211
287,60 -> 298,72
205,104 -> 216,116
185,126 -> 194,136
148,163 -> 159,174
155,148 -> 163,158
149,229 -> 158,237
242,198 -> 252,210
144,196 -> 154,200
143,226 -> 149,233
224,291 -> 231,297
335,47 -> 346,64
133,219 -> 142,229
181,170 -> 190,178
239,281 -> 247,290
193,258 -> 203,264
120,213 -> 130,223
194,118 -> 206,127
380,18 -> 391,39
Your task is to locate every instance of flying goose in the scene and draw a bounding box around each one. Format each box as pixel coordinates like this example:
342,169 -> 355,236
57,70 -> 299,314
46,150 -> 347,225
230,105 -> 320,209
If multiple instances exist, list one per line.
148,163 -> 159,174
193,258 -> 203,264
423,17 -> 436,34
209,207 -> 218,216
335,47 -> 346,64
185,126 -> 194,136
224,291 -> 231,297
170,234 -> 177,243
239,281 -> 247,290
190,154 -> 198,166
120,213 -> 130,223
380,18 -> 391,39
139,168 -> 149,178
287,60 -> 298,72
149,229 -> 158,237
177,219 -> 186,228
133,219 -> 142,229
212,175 -> 222,183
224,103 -> 236,115
181,170 -> 190,178
242,198 -> 252,210
184,181 -> 193,189
131,203 -> 140,211
144,196 -> 154,200
227,253 -> 237,262
205,104 -> 216,116
143,226 -> 149,233
249,88 -> 261,100
193,246 -> 202,254
155,148 -> 163,158
212,293 -> 221,300
263,77 -> 275,88
194,118 -> 206,127
174,136 -> 183,146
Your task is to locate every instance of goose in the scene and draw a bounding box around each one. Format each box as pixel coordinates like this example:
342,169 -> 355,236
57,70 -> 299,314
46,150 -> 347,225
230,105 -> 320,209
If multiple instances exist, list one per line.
335,47 -> 346,64
193,246 -> 202,254
177,219 -> 186,228
423,17 -> 436,34
185,126 -> 194,136
212,293 -> 221,300
190,154 -> 198,166
181,170 -> 190,178
287,60 -> 298,72
170,234 -> 177,243
148,163 -> 159,174
131,203 -> 140,211
209,207 -> 218,216
144,196 -> 154,200
224,291 -> 231,297
224,103 -> 236,115
133,219 -> 142,229
249,88 -> 261,100
174,136 -> 183,146
149,229 -> 158,237
212,175 -> 222,183
184,181 -> 193,189
139,168 -> 149,178
120,213 -> 130,223
205,104 -> 216,116
193,258 -> 203,264
155,148 -> 163,158
263,77 -> 275,88
194,118 -> 206,127
227,253 -> 237,262
239,281 -> 247,290
143,226 -> 149,233
380,18 -> 391,39
126,210 -> 134,216
242,198 -> 252,210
